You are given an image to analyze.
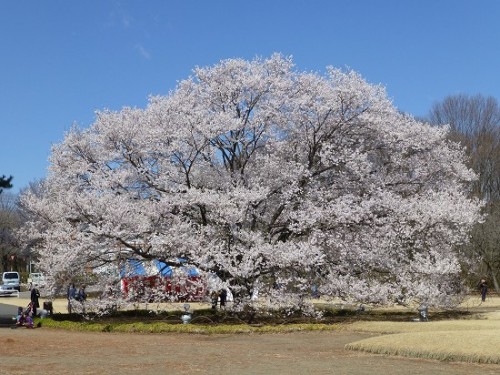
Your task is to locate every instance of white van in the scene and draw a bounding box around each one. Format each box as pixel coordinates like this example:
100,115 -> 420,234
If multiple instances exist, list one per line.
28,272 -> 46,288
2,271 -> 20,292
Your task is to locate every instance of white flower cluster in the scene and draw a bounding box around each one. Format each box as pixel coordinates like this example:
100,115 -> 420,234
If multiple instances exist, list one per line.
19,54 -> 481,310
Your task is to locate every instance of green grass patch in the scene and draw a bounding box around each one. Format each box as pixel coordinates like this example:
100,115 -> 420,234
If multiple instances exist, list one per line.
39,317 -> 340,334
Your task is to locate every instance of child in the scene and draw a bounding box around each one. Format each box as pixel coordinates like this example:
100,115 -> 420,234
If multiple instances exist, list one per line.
16,306 -> 23,322
26,302 -> 34,317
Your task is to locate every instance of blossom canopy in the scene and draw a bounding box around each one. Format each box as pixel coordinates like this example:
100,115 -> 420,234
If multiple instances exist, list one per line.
20,54 -> 481,309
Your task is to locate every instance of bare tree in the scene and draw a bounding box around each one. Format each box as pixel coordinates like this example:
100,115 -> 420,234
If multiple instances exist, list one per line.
15,179 -> 47,271
0,192 -> 22,273
467,202 -> 500,292
428,94 -> 500,292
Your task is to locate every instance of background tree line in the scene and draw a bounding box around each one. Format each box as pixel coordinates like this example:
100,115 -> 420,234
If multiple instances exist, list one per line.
0,175 -> 19,274
427,94 -> 500,293
0,177 -> 39,277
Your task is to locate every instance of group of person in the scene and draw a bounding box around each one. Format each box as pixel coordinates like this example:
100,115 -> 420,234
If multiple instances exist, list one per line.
17,283 -> 88,324
13,278 -> 494,324
67,284 -> 87,313
15,286 -> 42,328
210,288 -> 228,310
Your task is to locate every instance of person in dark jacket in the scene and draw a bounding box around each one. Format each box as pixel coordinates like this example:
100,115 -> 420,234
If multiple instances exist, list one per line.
77,286 -> 87,302
210,290 -> 219,310
30,287 -> 40,317
478,279 -> 488,302
76,286 -> 87,313
67,283 -> 77,313
219,288 -> 227,308
67,283 -> 77,300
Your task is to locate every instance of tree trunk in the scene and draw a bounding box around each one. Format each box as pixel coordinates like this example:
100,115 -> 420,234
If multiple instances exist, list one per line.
490,272 -> 500,294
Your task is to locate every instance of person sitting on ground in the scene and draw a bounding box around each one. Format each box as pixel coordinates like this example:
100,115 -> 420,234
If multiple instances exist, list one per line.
37,304 -> 49,318
16,306 -> 23,322
16,311 -> 34,328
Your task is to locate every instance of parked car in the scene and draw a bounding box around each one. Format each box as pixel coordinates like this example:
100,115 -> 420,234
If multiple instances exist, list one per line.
2,271 -> 20,292
0,283 -> 19,296
27,272 -> 46,288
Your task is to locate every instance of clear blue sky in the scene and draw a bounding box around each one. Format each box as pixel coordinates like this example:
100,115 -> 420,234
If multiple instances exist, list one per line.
1,0 -> 499,194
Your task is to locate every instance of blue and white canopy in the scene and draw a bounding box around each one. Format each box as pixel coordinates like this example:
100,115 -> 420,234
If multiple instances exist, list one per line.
120,258 -> 199,278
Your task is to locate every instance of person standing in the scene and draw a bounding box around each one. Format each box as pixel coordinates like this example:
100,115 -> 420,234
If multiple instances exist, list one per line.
77,285 -> 87,313
67,283 -> 76,313
210,290 -> 219,310
30,287 -> 40,317
77,286 -> 87,302
478,279 -> 488,302
67,283 -> 77,299
219,288 -> 227,308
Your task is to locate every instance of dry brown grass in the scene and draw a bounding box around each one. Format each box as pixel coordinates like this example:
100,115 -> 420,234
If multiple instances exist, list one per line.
346,328 -> 500,364
344,296 -> 500,364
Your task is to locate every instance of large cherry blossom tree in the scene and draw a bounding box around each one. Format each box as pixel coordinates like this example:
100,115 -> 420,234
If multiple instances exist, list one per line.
19,54 -> 481,310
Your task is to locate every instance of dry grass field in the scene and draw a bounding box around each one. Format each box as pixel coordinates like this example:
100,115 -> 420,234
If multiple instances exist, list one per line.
344,295 -> 500,364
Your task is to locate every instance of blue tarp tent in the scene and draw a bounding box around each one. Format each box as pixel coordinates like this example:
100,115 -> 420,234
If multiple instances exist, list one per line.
180,265 -> 200,277
120,259 -> 198,278
120,258 -> 205,302
178,258 -> 200,276
153,260 -> 173,277
119,259 -> 146,278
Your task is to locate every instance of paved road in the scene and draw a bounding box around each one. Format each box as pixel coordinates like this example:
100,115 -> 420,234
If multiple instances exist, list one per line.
0,292 -> 31,325
0,301 -> 19,326
0,302 -> 19,314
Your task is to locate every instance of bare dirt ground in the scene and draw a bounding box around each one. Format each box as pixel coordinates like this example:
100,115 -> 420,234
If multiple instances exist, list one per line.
2,295 -> 500,374
2,328 -> 500,375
